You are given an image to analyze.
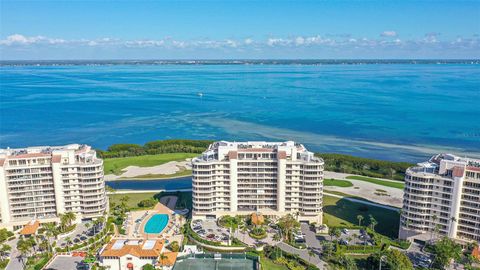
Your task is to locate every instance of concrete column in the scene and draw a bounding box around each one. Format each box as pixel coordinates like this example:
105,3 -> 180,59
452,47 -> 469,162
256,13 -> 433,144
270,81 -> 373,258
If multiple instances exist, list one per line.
228,151 -> 238,212
0,168 -> 11,225
277,152 -> 286,212
51,161 -> 65,216
449,175 -> 464,238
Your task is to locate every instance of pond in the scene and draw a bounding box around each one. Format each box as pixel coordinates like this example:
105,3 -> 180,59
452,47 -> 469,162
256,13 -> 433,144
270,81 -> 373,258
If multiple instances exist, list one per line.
105,176 -> 192,191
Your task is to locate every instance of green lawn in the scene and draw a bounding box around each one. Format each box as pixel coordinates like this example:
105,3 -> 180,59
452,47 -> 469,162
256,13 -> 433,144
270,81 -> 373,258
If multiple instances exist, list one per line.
260,256 -> 288,270
346,175 -> 405,190
324,178 -> 354,187
108,192 -> 158,210
103,153 -> 198,175
322,195 -> 400,239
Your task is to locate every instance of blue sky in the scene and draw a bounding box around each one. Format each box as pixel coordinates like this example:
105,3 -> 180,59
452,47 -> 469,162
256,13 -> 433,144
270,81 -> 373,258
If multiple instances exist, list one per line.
1,0 -> 479,59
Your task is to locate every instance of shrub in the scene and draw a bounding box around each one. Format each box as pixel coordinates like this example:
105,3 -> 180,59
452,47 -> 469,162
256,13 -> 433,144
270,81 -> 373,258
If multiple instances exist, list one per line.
168,241 -> 180,252
137,198 -> 157,208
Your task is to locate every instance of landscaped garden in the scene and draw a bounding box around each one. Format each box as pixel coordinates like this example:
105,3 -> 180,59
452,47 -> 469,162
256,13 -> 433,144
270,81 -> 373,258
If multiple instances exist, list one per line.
322,195 -> 400,239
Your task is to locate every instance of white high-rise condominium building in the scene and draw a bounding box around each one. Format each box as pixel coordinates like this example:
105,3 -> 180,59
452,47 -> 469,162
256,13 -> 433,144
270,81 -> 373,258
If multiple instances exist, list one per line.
0,144 -> 108,230
192,141 -> 324,223
399,153 -> 480,244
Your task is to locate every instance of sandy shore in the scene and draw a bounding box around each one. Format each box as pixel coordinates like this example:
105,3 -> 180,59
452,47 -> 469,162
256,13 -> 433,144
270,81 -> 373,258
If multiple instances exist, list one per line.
105,159 -> 192,181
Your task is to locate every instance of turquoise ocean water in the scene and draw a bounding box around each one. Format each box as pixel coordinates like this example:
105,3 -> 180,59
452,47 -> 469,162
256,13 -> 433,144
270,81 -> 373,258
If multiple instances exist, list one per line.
1,64 -> 479,162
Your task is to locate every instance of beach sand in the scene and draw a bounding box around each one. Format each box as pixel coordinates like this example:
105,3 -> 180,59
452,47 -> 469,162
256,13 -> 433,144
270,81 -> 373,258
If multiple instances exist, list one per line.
105,159 -> 192,180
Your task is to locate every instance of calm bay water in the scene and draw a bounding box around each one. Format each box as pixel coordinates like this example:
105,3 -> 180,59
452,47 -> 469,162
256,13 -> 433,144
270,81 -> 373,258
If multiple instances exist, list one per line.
1,64 -> 479,162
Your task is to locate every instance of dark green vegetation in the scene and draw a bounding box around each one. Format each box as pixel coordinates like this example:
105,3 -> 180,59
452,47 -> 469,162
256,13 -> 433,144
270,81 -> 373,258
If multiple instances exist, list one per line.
426,237 -> 478,270
365,249 -> 413,270
263,245 -> 319,270
0,229 -> 13,270
154,191 -> 193,210
324,179 -> 354,187
317,153 -> 414,181
346,176 -> 405,189
108,192 -> 158,210
97,139 -> 213,158
322,195 -> 399,239
108,191 -> 193,211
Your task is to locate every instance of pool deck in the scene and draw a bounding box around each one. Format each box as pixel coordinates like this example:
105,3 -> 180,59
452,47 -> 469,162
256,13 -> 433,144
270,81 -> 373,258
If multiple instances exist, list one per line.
127,203 -> 183,242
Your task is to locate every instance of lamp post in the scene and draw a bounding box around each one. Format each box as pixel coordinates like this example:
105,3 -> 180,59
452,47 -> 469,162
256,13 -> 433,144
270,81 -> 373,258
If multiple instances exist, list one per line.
379,255 -> 387,270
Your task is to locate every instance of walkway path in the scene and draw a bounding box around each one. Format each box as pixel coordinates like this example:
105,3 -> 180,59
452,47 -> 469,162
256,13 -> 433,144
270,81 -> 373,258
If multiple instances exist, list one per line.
324,191 -> 400,211
276,242 -> 327,269
6,238 -> 21,270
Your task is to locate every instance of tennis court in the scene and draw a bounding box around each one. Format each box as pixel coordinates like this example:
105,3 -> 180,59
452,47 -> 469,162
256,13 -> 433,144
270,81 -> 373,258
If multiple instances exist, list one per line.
173,254 -> 259,270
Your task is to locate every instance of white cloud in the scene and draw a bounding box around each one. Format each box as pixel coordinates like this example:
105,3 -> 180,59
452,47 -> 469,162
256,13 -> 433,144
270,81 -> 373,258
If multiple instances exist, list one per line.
244,38 -> 253,45
1,33 -> 478,54
381,31 -> 397,37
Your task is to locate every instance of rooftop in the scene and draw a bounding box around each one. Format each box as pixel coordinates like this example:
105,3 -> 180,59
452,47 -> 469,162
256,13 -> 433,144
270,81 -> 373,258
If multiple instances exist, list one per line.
100,239 -> 164,258
0,144 -> 91,158
20,220 -> 40,235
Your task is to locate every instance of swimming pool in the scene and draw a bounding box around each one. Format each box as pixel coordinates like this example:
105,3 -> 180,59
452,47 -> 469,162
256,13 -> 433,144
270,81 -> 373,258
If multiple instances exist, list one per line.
144,214 -> 169,234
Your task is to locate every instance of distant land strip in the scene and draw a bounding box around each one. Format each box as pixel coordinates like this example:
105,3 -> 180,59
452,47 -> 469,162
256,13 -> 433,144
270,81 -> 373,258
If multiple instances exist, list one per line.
1,59 -> 479,66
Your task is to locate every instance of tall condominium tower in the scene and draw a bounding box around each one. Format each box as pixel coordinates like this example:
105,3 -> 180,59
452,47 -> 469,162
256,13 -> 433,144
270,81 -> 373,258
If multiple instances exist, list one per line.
192,141 -> 324,223
400,153 -> 480,244
0,144 -> 107,230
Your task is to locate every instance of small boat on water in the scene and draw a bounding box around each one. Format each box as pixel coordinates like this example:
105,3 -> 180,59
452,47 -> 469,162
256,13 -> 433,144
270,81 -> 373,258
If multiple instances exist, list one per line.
197,92 -> 203,97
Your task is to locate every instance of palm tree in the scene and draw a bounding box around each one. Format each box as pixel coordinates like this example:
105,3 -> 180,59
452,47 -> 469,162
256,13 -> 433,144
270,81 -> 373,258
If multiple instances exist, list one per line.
65,212 -> 76,227
277,214 -> 299,243
357,215 -> 364,227
43,223 -> 58,253
159,253 -> 169,267
64,237 -> 72,252
17,239 -> 31,269
369,215 -> 378,232
59,214 -> 69,232
0,244 -> 11,259
352,233 -> 358,245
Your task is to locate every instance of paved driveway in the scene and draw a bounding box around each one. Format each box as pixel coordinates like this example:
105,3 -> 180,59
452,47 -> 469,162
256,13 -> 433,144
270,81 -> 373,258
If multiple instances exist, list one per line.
44,255 -> 84,270
276,242 -> 327,269
6,238 -> 22,270
300,223 -> 322,249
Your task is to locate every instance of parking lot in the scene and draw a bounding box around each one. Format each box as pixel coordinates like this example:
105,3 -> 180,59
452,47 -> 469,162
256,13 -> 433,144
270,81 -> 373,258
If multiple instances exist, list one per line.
406,242 -> 434,269
337,229 -> 373,246
192,219 -> 230,244
44,255 -> 88,270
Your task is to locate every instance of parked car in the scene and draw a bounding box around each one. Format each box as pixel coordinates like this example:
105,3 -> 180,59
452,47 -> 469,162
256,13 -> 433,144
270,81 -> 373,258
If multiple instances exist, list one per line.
339,239 -> 349,245
342,228 -> 349,234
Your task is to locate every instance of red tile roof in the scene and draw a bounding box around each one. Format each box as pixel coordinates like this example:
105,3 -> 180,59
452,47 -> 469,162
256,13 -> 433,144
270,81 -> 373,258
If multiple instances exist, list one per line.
8,153 -> 50,159
472,247 -> 480,259
100,240 -> 164,258
278,151 -> 287,159
51,155 -> 62,163
452,166 -> 465,177
228,151 -> 238,160
466,166 -> 480,172
20,220 -> 40,235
